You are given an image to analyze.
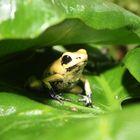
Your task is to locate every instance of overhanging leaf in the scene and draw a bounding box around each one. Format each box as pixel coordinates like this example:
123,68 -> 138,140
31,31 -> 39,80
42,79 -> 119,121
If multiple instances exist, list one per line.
0,0 -> 140,56
123,47 -> 140,82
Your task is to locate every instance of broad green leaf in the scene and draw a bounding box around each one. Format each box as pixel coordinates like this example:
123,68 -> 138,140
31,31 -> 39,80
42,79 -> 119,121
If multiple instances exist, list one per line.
86,66 -> 140,111
123,47 -> 140,82
0,0 -> 140,56
0,92 -> 55,117
0,92 -> 140,140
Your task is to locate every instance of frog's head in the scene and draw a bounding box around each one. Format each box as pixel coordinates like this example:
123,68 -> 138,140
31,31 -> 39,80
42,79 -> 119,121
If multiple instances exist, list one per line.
61,49 -> 88,71
48,49 -> 88,75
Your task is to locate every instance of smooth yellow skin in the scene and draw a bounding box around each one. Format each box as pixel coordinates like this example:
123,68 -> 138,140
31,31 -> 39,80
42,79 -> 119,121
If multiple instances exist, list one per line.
27,49 -> 93,106
44,49 -> 87,75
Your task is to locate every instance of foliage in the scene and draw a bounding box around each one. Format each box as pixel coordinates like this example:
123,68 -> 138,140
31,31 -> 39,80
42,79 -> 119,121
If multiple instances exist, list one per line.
0,0 -> 140,140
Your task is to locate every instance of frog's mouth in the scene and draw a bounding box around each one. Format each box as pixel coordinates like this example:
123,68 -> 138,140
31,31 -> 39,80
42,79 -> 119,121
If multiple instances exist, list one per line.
78,60 -> 87,66
66,61 -> 87,72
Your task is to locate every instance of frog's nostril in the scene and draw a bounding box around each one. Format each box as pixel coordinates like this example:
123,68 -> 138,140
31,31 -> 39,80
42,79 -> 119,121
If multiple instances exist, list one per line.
76,57 -> 81,59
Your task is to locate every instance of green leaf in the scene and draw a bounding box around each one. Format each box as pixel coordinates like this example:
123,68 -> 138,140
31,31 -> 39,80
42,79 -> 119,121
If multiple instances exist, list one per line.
0,0 -> 140,56
0,1 -> 140,138
86,65 -> 140,111
123,47 -> 140,82
0,92 -> 140,140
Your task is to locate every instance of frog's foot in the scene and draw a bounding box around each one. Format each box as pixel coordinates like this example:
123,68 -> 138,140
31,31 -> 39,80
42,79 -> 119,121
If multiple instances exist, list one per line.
50,94 -> 71,103
78,95 -> 94,108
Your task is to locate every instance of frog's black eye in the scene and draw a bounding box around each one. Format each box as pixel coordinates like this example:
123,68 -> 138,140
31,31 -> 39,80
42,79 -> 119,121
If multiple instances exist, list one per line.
61,55 -> 72,65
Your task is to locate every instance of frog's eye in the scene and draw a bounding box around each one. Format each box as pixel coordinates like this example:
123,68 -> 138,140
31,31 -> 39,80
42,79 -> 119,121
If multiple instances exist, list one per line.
61,55 -> 72,65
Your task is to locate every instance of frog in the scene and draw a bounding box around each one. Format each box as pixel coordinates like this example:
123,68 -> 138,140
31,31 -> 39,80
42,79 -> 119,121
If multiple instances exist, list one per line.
27,49 -> 93,107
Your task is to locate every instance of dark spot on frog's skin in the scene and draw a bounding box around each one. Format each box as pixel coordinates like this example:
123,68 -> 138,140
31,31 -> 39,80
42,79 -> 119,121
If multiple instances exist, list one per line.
53,80 -> 63,85
66,64 -> 77,72
68,82 -> 71,85
75,68 -> 80,73
50,80 -> 64,90
76,57 -> 81,59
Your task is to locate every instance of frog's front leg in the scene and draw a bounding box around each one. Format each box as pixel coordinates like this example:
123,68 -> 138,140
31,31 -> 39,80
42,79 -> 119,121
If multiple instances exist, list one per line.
43,74 -> 68,103
43,81 -> 64,103
79,77 -> 93,107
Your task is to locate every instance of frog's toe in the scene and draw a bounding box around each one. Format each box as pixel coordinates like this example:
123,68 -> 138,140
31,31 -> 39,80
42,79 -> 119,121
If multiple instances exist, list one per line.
78,95 -> 94,108
50,94 -> 64,103
50,94 -> 71,103
85,101 -> 94,108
